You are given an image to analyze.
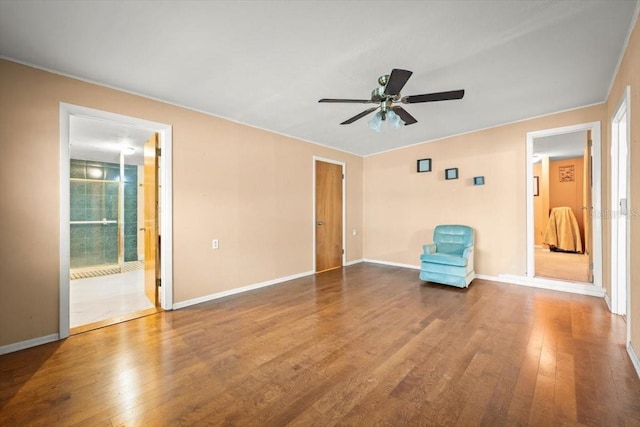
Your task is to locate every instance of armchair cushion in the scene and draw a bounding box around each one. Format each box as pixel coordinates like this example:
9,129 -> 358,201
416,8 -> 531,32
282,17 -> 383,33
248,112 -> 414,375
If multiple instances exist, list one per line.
420,252 -> 468,267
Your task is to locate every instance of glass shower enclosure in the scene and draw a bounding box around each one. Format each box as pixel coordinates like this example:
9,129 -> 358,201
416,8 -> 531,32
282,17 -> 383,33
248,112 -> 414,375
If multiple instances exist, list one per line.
69,159 -> 138,277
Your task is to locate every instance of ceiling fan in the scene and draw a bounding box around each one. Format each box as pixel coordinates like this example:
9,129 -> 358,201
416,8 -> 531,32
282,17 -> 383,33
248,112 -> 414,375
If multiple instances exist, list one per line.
319,69 -> 464,131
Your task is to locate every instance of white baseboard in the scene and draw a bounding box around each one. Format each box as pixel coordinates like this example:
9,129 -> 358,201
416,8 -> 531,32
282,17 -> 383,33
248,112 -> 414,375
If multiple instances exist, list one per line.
344,258 -> 364,266
363,259 -> 420,270
360,260 -> 606,298
604,292 -> 612,311
628,342 -> 640,379
172,270 -> 315,310
0,333 -> 59,355
491,274 -> 606,297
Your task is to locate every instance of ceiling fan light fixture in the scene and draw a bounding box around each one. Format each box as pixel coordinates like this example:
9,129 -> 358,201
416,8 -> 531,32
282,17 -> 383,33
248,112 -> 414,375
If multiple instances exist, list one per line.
368,112 -> 383,132
122,146 -> 136,155
386,110 -> 403,128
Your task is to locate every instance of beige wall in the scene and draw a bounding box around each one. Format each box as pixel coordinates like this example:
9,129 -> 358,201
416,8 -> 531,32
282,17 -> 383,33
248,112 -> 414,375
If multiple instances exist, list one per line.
0,60 -> 363,347
533,161 -> 549,246
605,17 -> 640,355
363,104 -> 605,277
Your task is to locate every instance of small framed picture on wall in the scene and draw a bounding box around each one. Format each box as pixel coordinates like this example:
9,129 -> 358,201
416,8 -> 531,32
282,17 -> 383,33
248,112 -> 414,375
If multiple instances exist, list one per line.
445,168 -> 458,180
417,158 -> 432,173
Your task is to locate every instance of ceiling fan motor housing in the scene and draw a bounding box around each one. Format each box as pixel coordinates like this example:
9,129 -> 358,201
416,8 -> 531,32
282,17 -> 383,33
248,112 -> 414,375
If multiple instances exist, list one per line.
371,85 -> 401,107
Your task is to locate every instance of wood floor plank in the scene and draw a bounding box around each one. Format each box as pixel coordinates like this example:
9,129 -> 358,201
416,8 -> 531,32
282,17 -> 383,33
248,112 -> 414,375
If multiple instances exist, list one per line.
1,263 -> 639,426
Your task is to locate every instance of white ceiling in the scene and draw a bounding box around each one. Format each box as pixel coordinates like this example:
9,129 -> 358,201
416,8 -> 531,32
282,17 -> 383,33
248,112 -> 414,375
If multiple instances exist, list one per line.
70,116 -> 153,165
533,130 -> 587,161
0,1 -> 637,156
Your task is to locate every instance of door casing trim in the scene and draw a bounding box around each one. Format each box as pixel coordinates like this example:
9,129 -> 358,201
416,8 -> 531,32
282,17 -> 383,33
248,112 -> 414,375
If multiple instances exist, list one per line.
610,86 -> 631,334
59,103 -> 174,339
525,121 -> 602,288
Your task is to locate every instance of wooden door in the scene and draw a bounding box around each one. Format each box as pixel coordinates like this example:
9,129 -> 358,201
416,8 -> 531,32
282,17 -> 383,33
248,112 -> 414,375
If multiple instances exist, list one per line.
144,133 -> 159,305
315,161 -> 343,273
582,130 -> 593,282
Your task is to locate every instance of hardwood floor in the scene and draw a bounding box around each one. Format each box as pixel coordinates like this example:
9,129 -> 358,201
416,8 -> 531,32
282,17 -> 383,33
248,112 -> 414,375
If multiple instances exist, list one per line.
1,263 -> 638,426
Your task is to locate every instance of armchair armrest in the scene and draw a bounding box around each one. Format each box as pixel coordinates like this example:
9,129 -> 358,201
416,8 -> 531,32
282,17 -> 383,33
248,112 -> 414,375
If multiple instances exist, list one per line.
423,244 -> 437,254
462,246 -> 473,259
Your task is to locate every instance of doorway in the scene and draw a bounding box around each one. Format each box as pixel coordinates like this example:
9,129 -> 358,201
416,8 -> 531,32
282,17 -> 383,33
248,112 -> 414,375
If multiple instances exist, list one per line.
532,130 -> 590,282
68,125 -> 160,331
314,157 -> 345,273
59,104 -> 173,338
610,86 -> 630,319
526,122 -> 602,289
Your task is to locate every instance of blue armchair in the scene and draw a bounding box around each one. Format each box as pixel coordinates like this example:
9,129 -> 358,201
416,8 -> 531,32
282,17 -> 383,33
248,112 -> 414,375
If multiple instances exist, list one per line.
419,225 -> 475,288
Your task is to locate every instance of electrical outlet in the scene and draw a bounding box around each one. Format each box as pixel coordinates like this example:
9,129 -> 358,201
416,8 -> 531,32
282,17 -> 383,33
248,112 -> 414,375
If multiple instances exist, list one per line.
212,239 -> 219,249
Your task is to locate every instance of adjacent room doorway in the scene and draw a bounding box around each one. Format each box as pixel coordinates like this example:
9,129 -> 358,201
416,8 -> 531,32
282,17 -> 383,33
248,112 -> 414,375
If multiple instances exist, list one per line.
531,130 -> 591,282
526,122 -> 603,291
59,103 -> 173,339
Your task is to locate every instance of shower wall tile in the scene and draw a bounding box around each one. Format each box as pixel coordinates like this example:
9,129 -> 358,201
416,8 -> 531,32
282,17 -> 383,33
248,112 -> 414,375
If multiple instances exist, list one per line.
70,181 -> 86,197
106,166 -> 120,181
124,236 -> 137,261
70,162 -> 85,179
124,166 -> 136,183
86,235 -> 104,252
105,251 -> 118,264
86,251 -> 104,266
87,182 -> 103,195
70,195 -> 85,209
70,224 -> 86,240
87,194 -> 102,210
70,239 -> 86,257
124,222 -> 137,236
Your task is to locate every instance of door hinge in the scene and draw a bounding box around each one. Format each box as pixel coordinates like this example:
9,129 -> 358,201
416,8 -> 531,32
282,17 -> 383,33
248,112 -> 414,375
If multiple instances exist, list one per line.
156,147 -> 161,157
342,249 -> 345,254
156,278 -> 162,288
589,262 -> 593,271
342,174 -> 344,179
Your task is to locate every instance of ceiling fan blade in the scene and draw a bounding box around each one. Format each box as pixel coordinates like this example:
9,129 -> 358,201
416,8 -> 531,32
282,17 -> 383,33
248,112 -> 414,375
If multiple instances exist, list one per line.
340,107 -> 379,125
319,98 -> 372,103
391,106 -> 418,125
401,89 -> 465,104
384,69 -> 413,96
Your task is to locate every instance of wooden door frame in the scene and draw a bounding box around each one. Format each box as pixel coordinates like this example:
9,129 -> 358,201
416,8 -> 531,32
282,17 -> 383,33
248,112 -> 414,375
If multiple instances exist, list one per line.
525,122 -> 603,291
312,157 -> 346,272
59,103 -> 174,339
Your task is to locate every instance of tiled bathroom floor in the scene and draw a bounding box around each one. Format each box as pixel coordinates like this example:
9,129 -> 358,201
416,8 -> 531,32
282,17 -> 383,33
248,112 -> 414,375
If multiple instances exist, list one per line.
70,268 -> 154,328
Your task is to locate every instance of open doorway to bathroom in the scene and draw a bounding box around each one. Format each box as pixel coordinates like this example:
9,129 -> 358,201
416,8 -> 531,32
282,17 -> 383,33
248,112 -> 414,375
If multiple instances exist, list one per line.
68,116 -> 158,332
59,103 -> 173,339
